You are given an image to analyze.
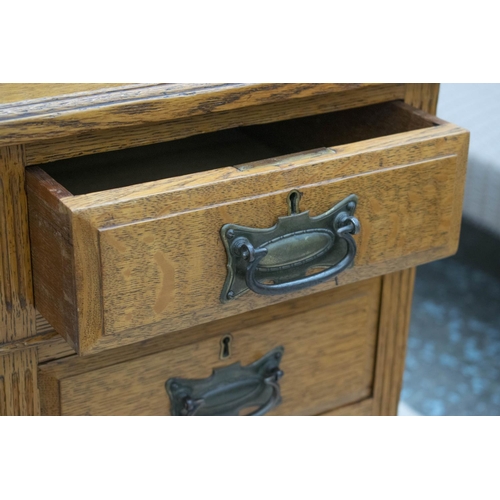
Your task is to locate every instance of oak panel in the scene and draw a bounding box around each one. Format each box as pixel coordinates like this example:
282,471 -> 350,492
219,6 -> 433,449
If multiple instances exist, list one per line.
35,282 -> 370,377
99,155 -> 460,337
0,146 -> 36,344
39,278 -> 381,416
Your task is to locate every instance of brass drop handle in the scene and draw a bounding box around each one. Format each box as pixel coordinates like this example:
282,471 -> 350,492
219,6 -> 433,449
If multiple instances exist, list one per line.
166,347 -> 284,416
176,368 -> 283,416
234,213 -> 359,296
220,194 -> 360,302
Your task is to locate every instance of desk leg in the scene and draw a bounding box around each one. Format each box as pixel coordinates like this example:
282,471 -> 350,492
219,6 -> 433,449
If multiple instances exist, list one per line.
0,145 -> 38,415
373,268 -> 416,416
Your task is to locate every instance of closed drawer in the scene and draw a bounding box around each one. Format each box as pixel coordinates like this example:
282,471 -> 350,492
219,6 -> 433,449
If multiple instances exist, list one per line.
38,279 -> 380,416
26,101 -> 469,354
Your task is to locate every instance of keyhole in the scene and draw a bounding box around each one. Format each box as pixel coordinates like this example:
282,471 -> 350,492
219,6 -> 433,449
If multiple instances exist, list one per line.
288,190 -> 302,215
220,335 -> 232,359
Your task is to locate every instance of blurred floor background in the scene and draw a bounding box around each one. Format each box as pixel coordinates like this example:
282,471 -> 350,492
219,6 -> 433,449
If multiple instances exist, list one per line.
399,84 -> 500,416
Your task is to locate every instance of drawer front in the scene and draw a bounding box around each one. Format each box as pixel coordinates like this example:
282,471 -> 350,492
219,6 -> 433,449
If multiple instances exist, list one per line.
38,279 -> 380,416
27,102 -> 469,354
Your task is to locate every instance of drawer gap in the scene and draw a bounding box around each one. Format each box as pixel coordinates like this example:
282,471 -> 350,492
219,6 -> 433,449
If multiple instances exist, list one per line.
36,101 -> 437,196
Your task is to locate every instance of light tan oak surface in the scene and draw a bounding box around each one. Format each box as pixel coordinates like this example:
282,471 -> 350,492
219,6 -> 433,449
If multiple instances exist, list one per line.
39,279 -> 381,415
0,146 -> 36,344
0,83 -> 375,146
0,83 -> 467,416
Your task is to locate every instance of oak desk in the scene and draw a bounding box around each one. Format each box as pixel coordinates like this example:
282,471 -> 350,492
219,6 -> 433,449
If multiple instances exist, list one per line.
0,84 -> 468,416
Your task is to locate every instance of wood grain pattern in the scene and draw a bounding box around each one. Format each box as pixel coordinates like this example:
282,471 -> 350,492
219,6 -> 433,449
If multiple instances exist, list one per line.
0,84 -> 136,104
98,156 -> 460,338
372,268 -> 416,416
25,84 -> 406,165
26,102 -> 469,354
2,83 -> 465,418
0,348 -> 40,415
38,278 -> 381,416
0,146 -> 36,344
405,84 -> 440,115
0,331 -> 75,364
35,281 -> 372,377
319,398 -> 373,416
25,167 -> 79,350
35,311 -> 54,335
0,83 -> 373,146
366,84 -> 443,416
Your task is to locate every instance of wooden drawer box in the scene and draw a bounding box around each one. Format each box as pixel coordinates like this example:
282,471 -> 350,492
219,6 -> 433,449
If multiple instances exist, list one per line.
26,101 -> 469,355
38,279 -> 381,416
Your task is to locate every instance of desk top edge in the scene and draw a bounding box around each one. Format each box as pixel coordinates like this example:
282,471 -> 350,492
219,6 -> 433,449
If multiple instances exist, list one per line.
0,83 -> 384,146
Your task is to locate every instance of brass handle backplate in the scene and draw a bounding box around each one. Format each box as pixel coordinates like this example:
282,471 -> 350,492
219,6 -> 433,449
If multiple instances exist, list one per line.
220,192 -> 360,303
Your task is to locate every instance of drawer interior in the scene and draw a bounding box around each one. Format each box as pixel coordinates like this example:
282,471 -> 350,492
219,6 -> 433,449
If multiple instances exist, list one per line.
40,101 -> 438,195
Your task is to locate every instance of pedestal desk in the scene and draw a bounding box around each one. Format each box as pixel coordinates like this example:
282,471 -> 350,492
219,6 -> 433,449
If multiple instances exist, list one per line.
0,84 -> 468,416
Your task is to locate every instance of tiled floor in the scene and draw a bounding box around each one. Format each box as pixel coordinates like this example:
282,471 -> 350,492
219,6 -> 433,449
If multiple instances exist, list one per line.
398,401 -> 420,416
400,222 -> 500,416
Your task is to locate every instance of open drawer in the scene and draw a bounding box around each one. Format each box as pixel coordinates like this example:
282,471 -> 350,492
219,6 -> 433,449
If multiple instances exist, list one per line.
26,101 -> 469,354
